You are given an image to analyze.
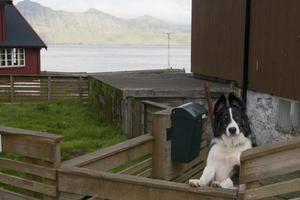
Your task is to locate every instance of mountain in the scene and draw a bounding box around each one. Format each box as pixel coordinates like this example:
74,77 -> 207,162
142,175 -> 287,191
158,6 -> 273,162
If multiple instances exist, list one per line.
15,0 -> 191,45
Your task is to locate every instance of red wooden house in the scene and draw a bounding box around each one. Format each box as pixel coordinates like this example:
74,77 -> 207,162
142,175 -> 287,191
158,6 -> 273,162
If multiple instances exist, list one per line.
0,0 -> 46,75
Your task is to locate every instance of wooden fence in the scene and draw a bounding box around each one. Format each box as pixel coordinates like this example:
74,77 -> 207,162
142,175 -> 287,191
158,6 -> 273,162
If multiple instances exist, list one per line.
57,108 -> 236,200
239,136 -> 300,200
0,75 -> 88,102
0,126 -> 62,200
0,112 -> 300,199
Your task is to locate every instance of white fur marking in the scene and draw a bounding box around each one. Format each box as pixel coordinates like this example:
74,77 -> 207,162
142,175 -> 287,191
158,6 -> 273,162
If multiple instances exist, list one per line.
226,108 -> 240,136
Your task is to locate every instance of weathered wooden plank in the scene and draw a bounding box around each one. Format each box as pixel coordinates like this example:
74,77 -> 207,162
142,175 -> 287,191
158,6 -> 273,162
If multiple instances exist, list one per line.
0,172 -> 57,197
241,178 -> 300,200
58,192 -> 85,200
0,188 -> 40,200
240,147 -> 300,184
165,142 -> 208,180
0,157 -> 57,180
241,136 -> 300,161
119,158 -> 152,175
136,168 -> 152,177
174,161 -> 206,183
0,126 -> 62,142
59,167 -> 237,200
10,75 -> 14,102
0,126 -> 61,163
62,134 -> 153,169
142,100 -> 171,110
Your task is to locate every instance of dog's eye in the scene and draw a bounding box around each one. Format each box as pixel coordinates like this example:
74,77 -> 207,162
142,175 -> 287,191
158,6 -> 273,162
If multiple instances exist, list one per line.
233,113 -> 239,119
223,115 -> 229,121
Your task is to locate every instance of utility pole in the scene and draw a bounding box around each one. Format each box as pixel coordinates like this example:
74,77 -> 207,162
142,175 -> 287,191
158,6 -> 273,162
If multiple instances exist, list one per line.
165,32 -> 174,69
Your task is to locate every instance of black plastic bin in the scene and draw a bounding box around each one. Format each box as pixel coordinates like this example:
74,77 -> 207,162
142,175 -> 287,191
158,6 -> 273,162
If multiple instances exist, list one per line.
170,102 -> 208,163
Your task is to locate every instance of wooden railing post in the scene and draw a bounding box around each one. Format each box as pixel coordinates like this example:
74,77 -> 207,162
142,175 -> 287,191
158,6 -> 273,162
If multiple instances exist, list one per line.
151,109 -> 171,180
10,75 -> 14,103
48,76 -> 52,101
79,76 -> 83,101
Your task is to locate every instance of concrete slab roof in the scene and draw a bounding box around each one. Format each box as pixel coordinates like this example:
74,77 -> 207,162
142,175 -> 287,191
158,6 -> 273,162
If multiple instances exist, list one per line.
90,69 -> 232,98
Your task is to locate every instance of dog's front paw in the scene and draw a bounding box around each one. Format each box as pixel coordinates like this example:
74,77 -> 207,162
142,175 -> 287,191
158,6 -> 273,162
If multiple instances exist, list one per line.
211,181 -> 221,188
189,179 -> 206,187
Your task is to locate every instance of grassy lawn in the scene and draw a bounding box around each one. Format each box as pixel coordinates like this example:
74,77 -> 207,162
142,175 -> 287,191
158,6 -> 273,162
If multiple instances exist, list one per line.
0,100 -> 127,161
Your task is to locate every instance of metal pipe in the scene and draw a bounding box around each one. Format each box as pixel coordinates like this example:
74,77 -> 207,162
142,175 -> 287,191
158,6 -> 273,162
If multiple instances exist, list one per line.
242,0 -> 252,103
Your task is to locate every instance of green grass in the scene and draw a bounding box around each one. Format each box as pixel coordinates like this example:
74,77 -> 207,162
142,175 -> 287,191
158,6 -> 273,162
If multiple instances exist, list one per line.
0,100 -> 127,161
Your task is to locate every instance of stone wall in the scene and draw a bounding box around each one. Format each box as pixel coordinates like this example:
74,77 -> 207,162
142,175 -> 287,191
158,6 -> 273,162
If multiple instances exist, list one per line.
247,90 -> 298,145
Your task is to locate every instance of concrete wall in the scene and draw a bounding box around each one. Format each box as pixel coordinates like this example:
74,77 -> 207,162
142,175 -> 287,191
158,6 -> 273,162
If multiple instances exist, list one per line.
247,90 -> 299,146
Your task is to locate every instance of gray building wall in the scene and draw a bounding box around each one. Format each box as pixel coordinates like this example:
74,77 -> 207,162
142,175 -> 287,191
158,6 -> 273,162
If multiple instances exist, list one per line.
247,90 -> 299,146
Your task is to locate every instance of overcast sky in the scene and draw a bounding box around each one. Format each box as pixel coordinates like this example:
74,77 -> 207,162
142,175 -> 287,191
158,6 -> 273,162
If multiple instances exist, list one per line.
14,0 -> 192,25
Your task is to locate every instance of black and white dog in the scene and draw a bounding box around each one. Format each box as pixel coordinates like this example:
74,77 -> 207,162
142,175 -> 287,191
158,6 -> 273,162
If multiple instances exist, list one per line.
189,93 -> 256,189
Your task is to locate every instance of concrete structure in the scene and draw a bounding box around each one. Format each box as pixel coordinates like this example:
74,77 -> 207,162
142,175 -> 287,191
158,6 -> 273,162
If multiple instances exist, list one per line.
247,91 -> 299,145
89,69 -> 233,137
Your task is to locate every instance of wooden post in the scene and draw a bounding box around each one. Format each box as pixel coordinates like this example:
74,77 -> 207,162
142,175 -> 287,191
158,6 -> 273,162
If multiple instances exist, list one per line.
151,109 -> 171,180
79,76 -> 83,101
125,97 -> 134,137
141,103 -> 145,135
48,76 -> 52,101
10,75 -> 14,102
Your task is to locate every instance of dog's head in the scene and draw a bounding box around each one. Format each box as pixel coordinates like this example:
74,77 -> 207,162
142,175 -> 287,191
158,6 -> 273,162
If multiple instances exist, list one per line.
213,93 -> 252,141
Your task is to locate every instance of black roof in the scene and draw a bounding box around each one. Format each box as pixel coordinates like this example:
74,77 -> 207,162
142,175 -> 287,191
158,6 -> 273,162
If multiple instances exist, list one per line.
0,4 -> 47,48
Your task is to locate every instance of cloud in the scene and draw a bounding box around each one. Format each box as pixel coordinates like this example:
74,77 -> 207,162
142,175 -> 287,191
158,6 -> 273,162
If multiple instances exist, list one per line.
14,0 -> 191,24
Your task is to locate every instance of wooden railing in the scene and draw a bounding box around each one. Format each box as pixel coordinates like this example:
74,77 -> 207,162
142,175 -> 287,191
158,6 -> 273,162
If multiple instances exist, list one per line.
0,126 -> 62,200
62,134 -> 154,172
141,100 -> 171,134
240,137 -> 300,200
0,75 -> 88,102
59,133 -> 235,200
2,119 -> 300,199
58,166 -> 236,200
57,108 -> 235,200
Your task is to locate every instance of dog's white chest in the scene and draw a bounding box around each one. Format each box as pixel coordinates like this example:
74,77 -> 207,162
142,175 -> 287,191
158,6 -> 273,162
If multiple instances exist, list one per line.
207,139 -> 252,182
217,145 -> 241,166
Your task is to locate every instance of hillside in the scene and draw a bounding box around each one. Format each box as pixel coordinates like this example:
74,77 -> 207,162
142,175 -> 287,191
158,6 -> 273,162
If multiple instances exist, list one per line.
16,0 -> 191,45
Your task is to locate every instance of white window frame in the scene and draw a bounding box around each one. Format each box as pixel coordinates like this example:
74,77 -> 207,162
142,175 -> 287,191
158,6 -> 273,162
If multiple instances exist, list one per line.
0,48 -> 26,68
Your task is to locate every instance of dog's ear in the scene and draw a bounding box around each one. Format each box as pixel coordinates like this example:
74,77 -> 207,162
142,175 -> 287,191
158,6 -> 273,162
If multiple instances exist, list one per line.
228,93 -> 245,110
214,95 -> 227,115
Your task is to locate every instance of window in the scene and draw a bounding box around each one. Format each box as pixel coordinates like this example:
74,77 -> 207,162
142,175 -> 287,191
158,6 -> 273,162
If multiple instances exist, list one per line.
277,99 -> 300,133
295,103 -> 300,132
278,99 -> 292,130
0,48 -> 25,67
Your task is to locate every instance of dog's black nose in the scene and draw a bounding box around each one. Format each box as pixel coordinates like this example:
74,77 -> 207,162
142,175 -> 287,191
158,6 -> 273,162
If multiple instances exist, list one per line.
229,127 -> 237,134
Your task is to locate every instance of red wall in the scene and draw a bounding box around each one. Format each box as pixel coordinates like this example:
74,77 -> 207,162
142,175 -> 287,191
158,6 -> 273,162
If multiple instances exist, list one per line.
0,5 -> 4,42
0,48 -> 41,75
